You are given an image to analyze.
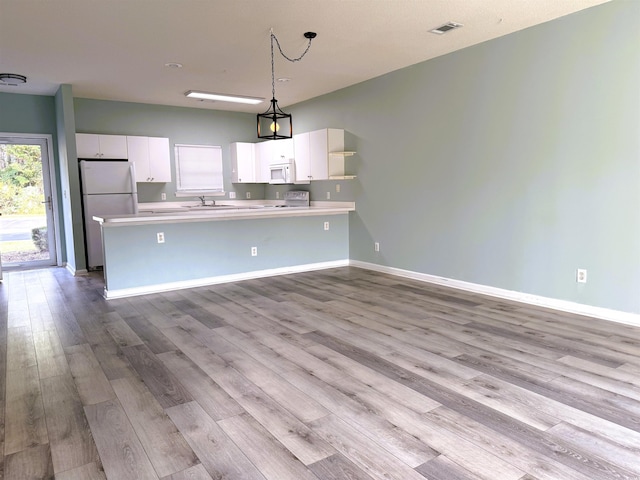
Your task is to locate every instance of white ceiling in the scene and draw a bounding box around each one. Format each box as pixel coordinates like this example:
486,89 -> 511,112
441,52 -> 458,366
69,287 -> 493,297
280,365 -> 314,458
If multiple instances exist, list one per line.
0,0 -> 610,114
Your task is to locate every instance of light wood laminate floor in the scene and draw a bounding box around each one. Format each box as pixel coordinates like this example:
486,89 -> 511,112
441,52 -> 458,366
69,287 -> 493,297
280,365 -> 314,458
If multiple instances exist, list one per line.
1,266 -> 639,480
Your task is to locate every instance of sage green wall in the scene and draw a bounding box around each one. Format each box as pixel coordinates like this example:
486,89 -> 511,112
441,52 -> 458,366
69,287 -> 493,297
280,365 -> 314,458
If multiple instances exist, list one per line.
0,92 -> 57,135
55,84 -> 83,271
73,99 -> 264,203
289,0 -> 640,314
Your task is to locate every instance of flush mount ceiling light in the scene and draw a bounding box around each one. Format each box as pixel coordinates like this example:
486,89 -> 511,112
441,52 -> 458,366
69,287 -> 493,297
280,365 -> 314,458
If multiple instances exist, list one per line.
257,30 -> 316,140
429,22 -> 463,34
185,91 -> 264,105
0,73 -> 27,86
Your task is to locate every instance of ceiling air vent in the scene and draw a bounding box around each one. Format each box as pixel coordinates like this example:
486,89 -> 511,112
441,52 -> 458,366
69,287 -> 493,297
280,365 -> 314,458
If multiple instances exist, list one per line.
430,22 -> 463,35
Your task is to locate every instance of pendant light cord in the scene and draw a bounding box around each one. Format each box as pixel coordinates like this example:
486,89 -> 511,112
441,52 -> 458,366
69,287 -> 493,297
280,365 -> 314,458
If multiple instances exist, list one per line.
269,30 -> 315,99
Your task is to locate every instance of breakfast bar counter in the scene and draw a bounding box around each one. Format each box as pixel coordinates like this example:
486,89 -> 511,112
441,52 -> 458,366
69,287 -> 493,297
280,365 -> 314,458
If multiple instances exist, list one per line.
95,202 -> 354,299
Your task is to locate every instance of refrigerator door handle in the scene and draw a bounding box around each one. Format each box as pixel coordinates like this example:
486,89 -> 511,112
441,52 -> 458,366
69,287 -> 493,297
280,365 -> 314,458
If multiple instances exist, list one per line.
129,163 -> 139,213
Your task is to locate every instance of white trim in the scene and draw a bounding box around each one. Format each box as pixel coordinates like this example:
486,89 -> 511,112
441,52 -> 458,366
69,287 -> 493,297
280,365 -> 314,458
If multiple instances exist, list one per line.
65,263 -> 88,276
0,132 -> 61,266
104,259 -> 349,299
350,260 -> 640,328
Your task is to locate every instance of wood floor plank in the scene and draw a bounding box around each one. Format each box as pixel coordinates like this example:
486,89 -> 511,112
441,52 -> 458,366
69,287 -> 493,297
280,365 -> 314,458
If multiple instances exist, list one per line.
157,350 -> 244,421
64,343 -> 115,405
218,413 -> 318,480
160,463 -> 212,480
4,364 -> 48,455
3,444 -> 54,480
211,332 -> 330,423
40,373 -> 101,473
110,299 -> 177,354
415,454 -> 485,480
308,453 -> 376,480
53,462 -> 107,480
166,402 -> 266,480
6,325 -> 37,371
33,329 -> 70,379
111,375 -> 199,477
84,398 -> 159,480
308,413 -> 428,480
121,343 -> 193,408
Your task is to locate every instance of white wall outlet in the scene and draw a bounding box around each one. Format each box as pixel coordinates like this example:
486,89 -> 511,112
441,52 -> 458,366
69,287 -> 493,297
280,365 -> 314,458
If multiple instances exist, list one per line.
251,246 -> 258,256
157,232 -> 165,244
229,191 -> 236,199
276,191 -> 280,199
324,221 -> 330,231
246,192 -> 251,199
326,191 -> 331,200
336,184 -> 341,193
576,268 -> 587,283
161,192 -> 166,200
374,242 -> 380,252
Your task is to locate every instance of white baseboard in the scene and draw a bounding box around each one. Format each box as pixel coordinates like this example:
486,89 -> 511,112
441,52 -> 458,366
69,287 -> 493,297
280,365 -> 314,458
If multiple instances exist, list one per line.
350,260 -> 640,328
104,259 -> 349,299
65,263 -> 88,276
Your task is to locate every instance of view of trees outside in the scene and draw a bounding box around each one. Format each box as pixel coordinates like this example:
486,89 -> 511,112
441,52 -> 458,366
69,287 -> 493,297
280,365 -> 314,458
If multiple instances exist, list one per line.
0,144 -> 49,264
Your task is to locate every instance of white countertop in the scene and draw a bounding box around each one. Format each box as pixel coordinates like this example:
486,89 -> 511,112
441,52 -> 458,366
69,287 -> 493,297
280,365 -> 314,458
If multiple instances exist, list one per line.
94,201 -> 355,226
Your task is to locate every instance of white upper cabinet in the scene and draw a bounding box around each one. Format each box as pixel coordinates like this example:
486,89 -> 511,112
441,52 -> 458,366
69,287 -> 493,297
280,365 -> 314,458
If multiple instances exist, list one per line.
308,128 -> 354,180
271,138 -> 294,165
255,141 -> 272,183
76,133 -> 128,159
230,142 -> 256,183
293,132 -> 311,183
126,136 -> 171,183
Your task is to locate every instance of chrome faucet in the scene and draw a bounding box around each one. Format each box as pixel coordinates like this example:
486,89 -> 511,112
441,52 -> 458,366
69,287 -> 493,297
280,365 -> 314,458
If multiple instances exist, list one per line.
198,196 -> 215,206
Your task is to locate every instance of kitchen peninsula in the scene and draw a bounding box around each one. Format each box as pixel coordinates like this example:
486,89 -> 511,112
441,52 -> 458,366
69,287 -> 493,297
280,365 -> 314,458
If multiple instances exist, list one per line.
94,202 -> 354,298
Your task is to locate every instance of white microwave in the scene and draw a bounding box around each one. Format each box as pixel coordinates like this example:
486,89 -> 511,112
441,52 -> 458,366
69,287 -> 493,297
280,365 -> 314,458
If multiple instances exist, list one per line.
269,160 -> 295,184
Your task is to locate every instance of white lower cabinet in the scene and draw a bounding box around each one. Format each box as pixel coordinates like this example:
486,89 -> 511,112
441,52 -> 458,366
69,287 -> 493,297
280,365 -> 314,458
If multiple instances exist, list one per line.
127,136 -> 171,183
76,133 -> 128,159
230,142 -> 256,183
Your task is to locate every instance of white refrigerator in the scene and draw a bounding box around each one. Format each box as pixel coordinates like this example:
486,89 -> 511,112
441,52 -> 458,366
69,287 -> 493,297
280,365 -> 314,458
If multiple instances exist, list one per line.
80,160 -> 138,269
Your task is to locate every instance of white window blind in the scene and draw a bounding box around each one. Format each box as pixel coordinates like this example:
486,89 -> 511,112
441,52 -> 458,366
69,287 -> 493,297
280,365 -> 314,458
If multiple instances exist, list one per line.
174,144 -> 224,196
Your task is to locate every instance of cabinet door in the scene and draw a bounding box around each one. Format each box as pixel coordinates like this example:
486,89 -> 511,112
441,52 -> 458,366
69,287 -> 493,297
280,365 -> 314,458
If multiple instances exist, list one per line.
293,133 -> 311,183
231,142 -> 256,183
309,129 -> 329,180
98,135 -> 128,159
255,141 -> 272,182
148,137 -> 171,182
271,138 -> 294,165
126,136 -> 151,181
76,133 -> 101,158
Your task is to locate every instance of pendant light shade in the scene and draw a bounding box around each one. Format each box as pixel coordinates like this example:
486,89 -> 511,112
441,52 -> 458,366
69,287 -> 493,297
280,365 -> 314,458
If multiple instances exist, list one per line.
257,98 -> 292,140
257,30 -> 316,140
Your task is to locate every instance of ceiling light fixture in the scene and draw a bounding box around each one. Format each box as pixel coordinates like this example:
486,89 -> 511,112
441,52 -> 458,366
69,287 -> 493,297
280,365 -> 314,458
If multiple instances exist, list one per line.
185,90 -> 264,105
257,29 -> 317,140
0,73 -> 27,86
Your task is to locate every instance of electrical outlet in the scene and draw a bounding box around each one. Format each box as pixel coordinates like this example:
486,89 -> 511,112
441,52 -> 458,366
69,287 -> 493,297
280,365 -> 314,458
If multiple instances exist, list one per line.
157,232 -> 165,244
251,246 -> 258,256
324,221 -> 330,231
246,192 -> 251,199
276,191 -> 280,199
374,242 -> 380,252
229,191 -> 236,199
336,184 -> 341,193
576,268 -> 587,283
326,191 -> 331,200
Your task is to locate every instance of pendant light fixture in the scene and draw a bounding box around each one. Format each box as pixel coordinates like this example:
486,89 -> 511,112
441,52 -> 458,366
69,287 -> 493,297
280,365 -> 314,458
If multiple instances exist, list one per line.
257,30 -> 316,140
